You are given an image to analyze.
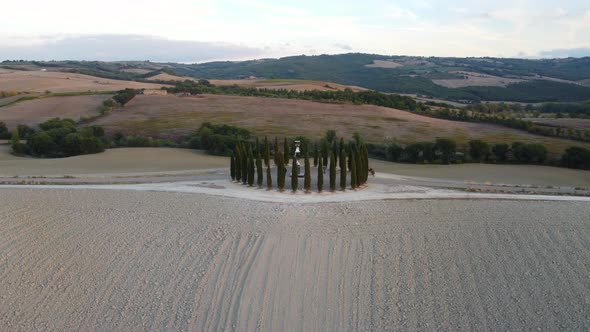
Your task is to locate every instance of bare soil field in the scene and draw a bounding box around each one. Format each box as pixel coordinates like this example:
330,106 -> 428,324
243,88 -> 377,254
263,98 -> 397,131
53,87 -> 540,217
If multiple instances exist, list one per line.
433,71 -> 524,88
0,70 -> 168,93
0,146 -> 227,176
210,79 -> 367,92
0,189 -> 588,331
146,73 -> 196,82
89,94 -> 590,153
0,95 -> 111,127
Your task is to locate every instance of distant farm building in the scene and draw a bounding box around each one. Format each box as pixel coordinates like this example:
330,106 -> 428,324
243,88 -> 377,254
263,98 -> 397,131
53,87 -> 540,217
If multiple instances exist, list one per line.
141,89 -> 167,95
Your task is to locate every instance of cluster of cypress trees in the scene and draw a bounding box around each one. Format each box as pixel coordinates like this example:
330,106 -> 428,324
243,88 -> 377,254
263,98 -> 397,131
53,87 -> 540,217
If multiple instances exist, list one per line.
230,134 -> 369,192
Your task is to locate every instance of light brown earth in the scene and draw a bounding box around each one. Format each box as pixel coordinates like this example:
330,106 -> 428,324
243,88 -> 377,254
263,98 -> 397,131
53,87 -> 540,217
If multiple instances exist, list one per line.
210,79 -> 367,92
0,95 -> 112,127
527,118 -> 590,130
0,189 -> 588,331
146,73 -> 196,81
0,146 -> 227,176
0,70 -> 168,93
364,59 -> 403,68
432,71 -> 524,88
88,94 -> 590,154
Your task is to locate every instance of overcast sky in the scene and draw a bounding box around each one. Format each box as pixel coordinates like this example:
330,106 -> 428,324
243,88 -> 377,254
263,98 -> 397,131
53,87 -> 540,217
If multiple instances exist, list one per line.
1,0 -> 589,62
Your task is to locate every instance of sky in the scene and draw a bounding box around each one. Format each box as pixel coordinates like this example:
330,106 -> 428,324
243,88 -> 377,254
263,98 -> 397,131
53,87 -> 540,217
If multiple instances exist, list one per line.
1,0 -> 589,62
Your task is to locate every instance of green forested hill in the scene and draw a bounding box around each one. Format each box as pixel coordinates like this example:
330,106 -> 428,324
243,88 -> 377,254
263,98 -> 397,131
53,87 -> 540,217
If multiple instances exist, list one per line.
4,53 -> 590,103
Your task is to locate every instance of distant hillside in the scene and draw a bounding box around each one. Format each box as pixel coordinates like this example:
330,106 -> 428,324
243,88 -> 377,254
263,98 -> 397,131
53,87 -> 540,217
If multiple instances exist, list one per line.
4,54 -> 590,103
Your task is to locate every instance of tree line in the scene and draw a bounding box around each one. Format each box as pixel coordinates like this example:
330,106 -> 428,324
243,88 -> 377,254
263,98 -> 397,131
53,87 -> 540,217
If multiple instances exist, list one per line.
230,132 -> 370,192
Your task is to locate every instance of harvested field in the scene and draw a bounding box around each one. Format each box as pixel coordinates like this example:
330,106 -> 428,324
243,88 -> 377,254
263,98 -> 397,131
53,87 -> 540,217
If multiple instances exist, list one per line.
432,71 -> 523,88
146,73 -> 195,82
370,159 -> 590,187
364,59 -> 403,68
527,118 -> 590,130
0,70 -> 169,93
0,146 -> 226,176
0,189 -> 589,331
0,95 -> 111,127
89,94 -> 590,154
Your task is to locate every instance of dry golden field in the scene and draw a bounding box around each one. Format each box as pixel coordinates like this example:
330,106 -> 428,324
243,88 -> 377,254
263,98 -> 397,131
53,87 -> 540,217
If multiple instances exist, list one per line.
88,94 -> 590,154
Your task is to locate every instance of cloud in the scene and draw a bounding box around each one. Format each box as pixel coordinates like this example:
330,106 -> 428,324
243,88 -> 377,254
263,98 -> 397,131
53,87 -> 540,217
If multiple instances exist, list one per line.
0,34 -> 264,62
333,43 -> 353,51
538,48 -> 590,58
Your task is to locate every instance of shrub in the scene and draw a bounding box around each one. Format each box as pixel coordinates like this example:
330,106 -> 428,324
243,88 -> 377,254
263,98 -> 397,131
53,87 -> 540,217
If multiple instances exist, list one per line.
126,136 -> 154,147
561,146 -> 590,169
28,132 -> 57,156
468,140 -> 490,162
0,122 -> 9,139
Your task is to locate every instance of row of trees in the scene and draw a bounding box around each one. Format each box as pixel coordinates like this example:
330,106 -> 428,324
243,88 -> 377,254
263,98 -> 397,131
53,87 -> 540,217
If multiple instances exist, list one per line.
230,134 -> 370,192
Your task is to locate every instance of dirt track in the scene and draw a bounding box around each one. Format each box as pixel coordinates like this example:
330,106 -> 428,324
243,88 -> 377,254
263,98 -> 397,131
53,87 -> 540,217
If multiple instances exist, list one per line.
0,189 -> 588,331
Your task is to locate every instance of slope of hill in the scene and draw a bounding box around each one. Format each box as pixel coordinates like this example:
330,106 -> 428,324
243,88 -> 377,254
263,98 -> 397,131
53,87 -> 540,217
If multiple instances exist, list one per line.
0,69 -> 168,93
5,54 -> 590,103
88,94 -> 589,154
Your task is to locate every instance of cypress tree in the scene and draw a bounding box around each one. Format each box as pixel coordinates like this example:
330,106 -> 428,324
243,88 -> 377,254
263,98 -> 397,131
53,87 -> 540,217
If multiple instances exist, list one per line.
230,154 -> 236,181
283,138 -> 290,165
329,151 -> 336,191
321,139 -> 329,167
355,146 -> 362,186
274,136 -> 279,166
255,137 -> 260,155
264,136 -> 270,167
266,165 -> 272,190
350,149 -> 357,189
256,150 -> 263,187
317,157 -> 324,192
277,153 -> 285,191
340,148 -> 347,190
242,143 -> 248,185
332,141 -> 338,166
235,146 -> 242,182
304,151 -> 311,192
291,156 -> 298,192
313,143 -> 319,167
248,146 -> 255,186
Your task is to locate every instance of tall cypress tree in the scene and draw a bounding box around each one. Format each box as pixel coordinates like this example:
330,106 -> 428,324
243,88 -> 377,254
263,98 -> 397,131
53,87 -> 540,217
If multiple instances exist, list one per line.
355,146 -> 362,186
291,156 -> 298,192
274,136 -> 279,166
332,141 -> 338,166
264,136 -> 270,167
313,143 -> 319,167
230,154 -> 236,181
283,138 -> 290,165
266,165 -> 272,190
242,143 -> 248,185
317,157 -> 324,192
256,150 -> 263,187
277,153 -> 285,191
235,146 -> 242,182
329,151 -> 336,192
255,137 -> 260,155
304,151 -> 311,192
340,148 -> 347,190
248,146 -> 255,186
350,149 -> 357,189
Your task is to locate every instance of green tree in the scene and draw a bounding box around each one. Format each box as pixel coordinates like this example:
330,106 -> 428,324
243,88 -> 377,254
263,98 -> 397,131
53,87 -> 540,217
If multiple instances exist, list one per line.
264,136 -> 270,167
248,146 -> 255,186
321,139 -> 329,167
235,146 -> 242,182
283,138 -> 290,165
468,140 -> 490,162
304,152 -> 311,192
329,151 -> 336,191
277,153 -> 285,191
492,143 -> 509,162
266,165 -> 272,189
230,154 -> 236,180
325,129 -> 337,144
241,143 -> 248,185
10,128 -> 25,155
313,143 -> 319,167
256,151 -> 263,187
339,147 -> 347,190
317,157 -> 324,192
28,132 -> 57,157
112,88 -> 137,106
350,149 -> 357,189
561,146 -> 590,170
274,136 -> 279,166
291,157 -> 299,192
435,138 -> 457,164
0,122 -> 9,139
